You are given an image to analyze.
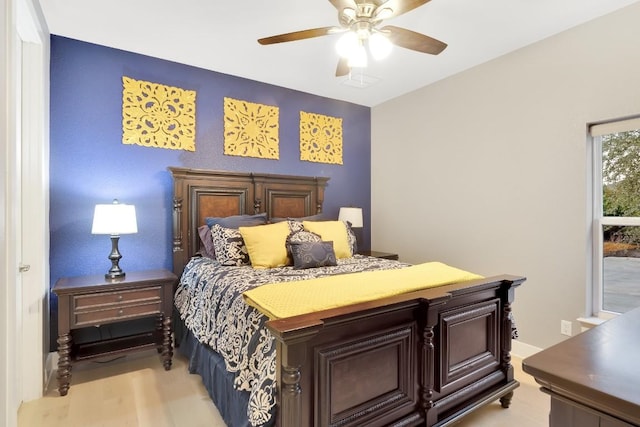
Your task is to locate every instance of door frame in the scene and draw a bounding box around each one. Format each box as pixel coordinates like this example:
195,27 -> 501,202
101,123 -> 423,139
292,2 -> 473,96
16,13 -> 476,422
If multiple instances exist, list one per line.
1,1 -> 49,425
19,0 -> 50,402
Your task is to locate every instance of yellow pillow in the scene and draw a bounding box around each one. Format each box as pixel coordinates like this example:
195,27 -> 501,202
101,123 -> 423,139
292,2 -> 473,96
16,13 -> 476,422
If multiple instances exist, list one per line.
239,221 -> 291,268
302,220 -> 351,259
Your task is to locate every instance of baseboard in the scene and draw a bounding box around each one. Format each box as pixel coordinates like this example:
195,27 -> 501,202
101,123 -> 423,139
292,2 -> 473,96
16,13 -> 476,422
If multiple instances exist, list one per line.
44,351 -> 58,393
511,340 -> 542,359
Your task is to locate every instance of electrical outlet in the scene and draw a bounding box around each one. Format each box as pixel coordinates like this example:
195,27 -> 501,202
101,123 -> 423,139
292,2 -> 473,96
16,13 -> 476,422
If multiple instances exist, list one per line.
561,320 -> 572,336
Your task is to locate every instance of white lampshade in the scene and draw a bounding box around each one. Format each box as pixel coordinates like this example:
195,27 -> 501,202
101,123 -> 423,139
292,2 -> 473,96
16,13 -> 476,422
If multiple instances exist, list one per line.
338,207 -> 363,228
91,200 -> 138,235
369,32 -> 392,60
336,31 -> 359,58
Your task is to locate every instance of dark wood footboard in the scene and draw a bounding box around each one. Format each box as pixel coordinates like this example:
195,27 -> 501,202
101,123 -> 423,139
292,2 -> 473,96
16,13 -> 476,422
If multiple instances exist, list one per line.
267,274 -> 525,427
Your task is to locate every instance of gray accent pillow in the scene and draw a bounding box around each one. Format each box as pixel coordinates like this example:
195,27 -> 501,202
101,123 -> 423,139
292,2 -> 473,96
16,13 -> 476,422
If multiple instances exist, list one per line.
197,224 -> 216,259
289,241 -> 337,269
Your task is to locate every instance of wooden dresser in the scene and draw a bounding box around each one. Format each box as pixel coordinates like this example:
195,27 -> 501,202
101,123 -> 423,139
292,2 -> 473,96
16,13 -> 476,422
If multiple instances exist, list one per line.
52,269 -> 177,396
522,307 -> 640,427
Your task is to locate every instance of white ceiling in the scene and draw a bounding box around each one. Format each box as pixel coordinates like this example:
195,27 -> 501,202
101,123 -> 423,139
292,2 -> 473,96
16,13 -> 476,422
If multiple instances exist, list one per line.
39,0 -> 640,107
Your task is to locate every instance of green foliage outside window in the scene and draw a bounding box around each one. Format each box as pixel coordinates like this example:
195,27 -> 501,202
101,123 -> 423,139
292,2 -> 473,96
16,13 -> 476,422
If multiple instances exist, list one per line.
602,130 -> 640,247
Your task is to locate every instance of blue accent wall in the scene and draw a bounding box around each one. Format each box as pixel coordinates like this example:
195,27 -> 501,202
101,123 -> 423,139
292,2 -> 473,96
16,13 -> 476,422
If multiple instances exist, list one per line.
49,36 -> 371,347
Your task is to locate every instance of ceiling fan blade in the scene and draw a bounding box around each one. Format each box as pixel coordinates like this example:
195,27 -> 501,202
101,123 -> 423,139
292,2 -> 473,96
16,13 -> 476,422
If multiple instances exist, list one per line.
376,0 -> 430,20
336,57 -> 350,77
258,27 -> 336,45
381,25 -> 447,55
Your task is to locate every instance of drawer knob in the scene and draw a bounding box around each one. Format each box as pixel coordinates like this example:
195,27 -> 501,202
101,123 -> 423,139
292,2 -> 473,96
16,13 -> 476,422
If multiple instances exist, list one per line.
118,309 -> 124,316
117,295 -> 123,301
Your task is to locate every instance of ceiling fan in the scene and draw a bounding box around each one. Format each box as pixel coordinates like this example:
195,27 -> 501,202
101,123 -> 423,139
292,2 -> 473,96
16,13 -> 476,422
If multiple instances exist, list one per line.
258,0 -> 447,77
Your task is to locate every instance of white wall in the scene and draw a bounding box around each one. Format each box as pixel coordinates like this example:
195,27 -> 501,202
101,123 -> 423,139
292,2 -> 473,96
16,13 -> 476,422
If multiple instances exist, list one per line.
371,2 -> 640,350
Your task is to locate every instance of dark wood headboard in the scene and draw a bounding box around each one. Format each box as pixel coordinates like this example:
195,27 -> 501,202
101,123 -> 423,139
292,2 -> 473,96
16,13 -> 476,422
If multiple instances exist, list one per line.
168,167 -> 330,276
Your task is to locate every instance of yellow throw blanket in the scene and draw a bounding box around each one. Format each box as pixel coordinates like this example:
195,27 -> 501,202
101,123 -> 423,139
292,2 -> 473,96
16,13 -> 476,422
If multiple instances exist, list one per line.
243,262 -> 483,319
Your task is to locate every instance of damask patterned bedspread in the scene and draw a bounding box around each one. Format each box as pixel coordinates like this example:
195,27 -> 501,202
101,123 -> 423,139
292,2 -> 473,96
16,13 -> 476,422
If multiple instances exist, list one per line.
174,255 -> 409,426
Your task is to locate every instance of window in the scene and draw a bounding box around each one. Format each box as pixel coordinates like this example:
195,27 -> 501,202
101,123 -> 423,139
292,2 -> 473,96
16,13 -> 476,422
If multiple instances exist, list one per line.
591,117 -> 640,317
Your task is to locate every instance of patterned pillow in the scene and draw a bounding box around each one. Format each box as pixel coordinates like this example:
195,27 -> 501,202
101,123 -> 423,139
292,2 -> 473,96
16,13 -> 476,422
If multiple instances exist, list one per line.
289,241 -> 337,269
286,230 -> 322,262
286,219 -> 305,233
271,218 -> 305,233
287,230 -> 322,245
211,224 -> 250,266
343,221 -> 358,256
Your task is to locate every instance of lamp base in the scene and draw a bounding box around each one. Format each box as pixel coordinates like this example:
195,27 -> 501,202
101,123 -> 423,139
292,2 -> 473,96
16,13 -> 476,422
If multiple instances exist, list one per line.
105,235 -> 126,280
105,271 -> 126,280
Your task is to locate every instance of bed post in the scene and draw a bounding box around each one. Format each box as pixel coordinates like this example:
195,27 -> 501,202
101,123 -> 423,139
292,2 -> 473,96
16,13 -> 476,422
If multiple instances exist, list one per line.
270,320 -> 322,427
171,196 -> 184,277
420,298 -> 448,425
315,177 -> 328,215
499,279 -> 517,408
277,331 -> 322,427
172,196 -> 183,249
280,345 -> 305,426
251,173 -> 263,214
168,167 -> 191,277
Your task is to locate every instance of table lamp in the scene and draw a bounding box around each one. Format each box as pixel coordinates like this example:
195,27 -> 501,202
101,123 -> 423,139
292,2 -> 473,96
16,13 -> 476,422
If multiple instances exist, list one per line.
91,199 -> 138,279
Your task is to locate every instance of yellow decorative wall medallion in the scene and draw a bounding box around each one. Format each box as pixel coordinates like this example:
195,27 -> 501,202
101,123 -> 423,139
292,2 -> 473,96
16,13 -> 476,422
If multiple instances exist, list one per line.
299,111 -> 343,164
224,97 -> 279,159
122,76 -> 196,151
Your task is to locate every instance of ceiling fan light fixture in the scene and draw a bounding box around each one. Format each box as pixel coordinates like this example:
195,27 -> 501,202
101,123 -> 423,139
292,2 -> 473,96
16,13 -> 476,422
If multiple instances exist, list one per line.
336,31 -> 359,58
342,7 -> 356,19
347,43 -> 368,68
257,0 -> 446,77
374,7 -> 393,20
368,32 -> 392,60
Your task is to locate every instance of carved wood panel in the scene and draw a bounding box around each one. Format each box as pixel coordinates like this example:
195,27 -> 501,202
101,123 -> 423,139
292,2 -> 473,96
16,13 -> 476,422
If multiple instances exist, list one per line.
439,298 -> 500,392
315,322 -> 416,427
195,192 -> 247,225
268,190 -> 312,218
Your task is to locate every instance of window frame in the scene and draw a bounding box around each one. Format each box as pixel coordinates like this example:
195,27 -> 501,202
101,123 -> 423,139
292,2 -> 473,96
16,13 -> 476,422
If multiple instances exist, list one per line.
590,118 -> 640,319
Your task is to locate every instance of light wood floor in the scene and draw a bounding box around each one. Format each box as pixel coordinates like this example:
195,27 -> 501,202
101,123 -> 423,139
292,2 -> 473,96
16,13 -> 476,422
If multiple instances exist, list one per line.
18,351 -> 548,427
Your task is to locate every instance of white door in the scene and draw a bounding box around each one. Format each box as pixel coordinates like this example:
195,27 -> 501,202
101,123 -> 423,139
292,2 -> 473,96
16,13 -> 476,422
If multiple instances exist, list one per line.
20,40 -> 49,402
1,2 -> 49,426
17,0 -> 50,404
1,3 -> 24,424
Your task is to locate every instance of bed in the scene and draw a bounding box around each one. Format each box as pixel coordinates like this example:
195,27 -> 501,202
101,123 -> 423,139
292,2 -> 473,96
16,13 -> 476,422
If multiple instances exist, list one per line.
168,166 -> 525,427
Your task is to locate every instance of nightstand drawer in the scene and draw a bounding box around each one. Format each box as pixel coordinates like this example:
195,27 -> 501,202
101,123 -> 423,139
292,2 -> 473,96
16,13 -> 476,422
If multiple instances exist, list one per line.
73,286 -> 161,310
74,300 -> 162,326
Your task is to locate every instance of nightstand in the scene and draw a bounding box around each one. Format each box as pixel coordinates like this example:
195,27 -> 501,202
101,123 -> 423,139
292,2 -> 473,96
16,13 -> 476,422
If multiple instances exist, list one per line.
359,250 -> 399,260
52,268 -> 177,396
